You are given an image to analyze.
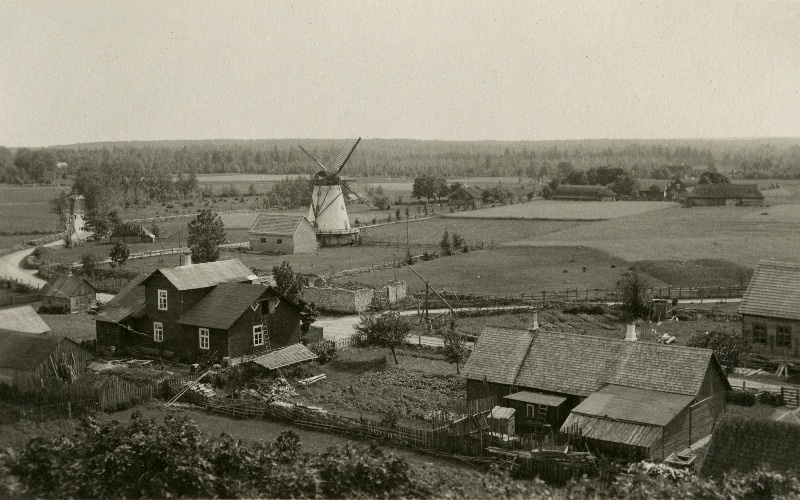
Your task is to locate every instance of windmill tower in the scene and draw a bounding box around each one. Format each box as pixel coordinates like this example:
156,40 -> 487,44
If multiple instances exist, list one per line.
299,138 -> 375,247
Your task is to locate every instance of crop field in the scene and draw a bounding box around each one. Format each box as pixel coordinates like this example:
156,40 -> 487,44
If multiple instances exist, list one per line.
0,186 -> 69,235
446,200 -> 677,221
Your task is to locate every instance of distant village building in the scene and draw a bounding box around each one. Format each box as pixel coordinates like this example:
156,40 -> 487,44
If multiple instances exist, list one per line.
665,178 -> 697,202
110,224 -> 156,244
551,185 -> 617,201
636,179 -> 668,200
684,183 -> 764,207
94,260 -> 304,362
463,326 -> 730,460
448,185 -> 485,209
40,276 -> 97,313
739,260 -> 800,358
248,214 -> 317,255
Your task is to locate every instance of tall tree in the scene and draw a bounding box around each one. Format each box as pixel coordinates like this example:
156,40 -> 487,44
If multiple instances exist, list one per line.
187,209 -> 225,263
109,242 -> 131,268
441,320 -> 468,374
355,311 -> 410,364
272,261 -> 304,303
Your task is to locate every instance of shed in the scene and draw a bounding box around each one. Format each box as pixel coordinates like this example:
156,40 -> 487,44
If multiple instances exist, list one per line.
40,276 -> 97,313
110,225 -> 156,244
551,185 -> 617,201
251,343 -> 317,370
0,329 -> 92,392
448,185 -> 485,208
249,214 -> 317,255
0,305 -> 51,333
489,405 -> 516,437
504,391 -> 569,430
71,370 -> 173,411
684,183 -> 764,207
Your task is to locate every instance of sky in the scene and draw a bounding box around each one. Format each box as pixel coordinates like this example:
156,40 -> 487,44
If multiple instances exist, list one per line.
1,0 -> 799,147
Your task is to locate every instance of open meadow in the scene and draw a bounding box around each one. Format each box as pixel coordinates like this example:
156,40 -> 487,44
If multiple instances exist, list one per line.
445,200 -> 678,220
0,186 -> 69,243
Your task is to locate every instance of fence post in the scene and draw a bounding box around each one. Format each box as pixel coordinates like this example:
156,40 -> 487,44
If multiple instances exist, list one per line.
68,401 -> 72,419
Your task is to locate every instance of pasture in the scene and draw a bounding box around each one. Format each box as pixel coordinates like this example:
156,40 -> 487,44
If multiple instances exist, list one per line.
0,186 -> 69,237
445,200 -> 677,220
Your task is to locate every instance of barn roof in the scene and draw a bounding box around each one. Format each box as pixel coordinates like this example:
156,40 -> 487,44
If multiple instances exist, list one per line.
561,413 -> 663,449
177,283 -> 275,330
41,276 -> 97,299
94,272 -> 148,323
0,330 -> 71,371
148,259 -> 255,291
686,183 -> 763,199
450,185 -> 484,200
463,327 -> 729,397
0,305 -> 51,334
552,184 -> 617,197
700,415 -> 800,478
739,261 -> 800,321
251,343 -> 317,370
249,214 -> 311,235
568,384 -> 694,427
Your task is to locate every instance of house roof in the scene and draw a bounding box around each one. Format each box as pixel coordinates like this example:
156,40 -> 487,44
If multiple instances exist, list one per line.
700,415 -> 800,478
251,343 -> 317,370
94,272 -> 148,323
451,185 -> 484,200
148,259 -> 255,291
491,406 -> 516,420
0,305 -> 51,334
568,384 -> 694,427
249,214 -> 311,236
777,407 -> 800,426
504,391 -> 567,407
177,283 -> 275,330
561,413 -> 663,449
41,276 -> 97,299
463,327 -> 730,397
686,183 -> 764,199
667,178 -> 698,191
739,261 -> 800,321
0,330 -> 71,371
552,184 -> 617,198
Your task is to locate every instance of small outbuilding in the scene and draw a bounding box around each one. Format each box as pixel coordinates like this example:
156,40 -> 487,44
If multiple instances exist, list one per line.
40,276 -> 97,313
249,214 -> 317,255
110,223 -> 156,244
665,178 -> 698,202
448,185 -> 485,209
250,343 -> 317,370
551,185 -> 617,201
684,183 -> 764,207
0,329 -> 92,392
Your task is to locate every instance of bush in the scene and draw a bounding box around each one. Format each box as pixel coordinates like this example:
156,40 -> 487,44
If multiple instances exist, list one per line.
686,329 -> 747,368
758,391 -> 784,407
727,388 -> 756,406
308,339 -> 337,364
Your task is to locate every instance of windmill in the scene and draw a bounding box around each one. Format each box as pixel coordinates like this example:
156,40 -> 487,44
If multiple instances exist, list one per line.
298,138 -> 376,246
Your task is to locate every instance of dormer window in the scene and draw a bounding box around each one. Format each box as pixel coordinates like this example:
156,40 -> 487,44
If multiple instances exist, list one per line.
158,289 -> 168,310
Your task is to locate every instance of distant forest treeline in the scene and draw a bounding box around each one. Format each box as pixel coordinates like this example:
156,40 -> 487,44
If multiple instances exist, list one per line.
3,138 -> 800,188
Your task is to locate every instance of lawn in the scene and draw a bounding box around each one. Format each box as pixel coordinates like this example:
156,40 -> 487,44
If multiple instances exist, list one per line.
445,200 -> 677,221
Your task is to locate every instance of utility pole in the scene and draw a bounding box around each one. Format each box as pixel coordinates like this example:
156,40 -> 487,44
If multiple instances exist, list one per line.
406,215 -> 410,260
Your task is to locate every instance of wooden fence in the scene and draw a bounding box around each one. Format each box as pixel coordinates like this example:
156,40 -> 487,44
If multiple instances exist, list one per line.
87,373 -> 197,411
0,398 -> 99,424
67,247 -> 189,268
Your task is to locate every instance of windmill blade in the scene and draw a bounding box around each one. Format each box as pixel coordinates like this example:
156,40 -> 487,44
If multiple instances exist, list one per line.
341,179 -> 377,207
331,137 -> 361,174
298,145 -> 329,171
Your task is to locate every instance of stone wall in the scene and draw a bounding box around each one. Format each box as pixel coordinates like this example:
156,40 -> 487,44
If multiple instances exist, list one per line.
303,286 -> 375,313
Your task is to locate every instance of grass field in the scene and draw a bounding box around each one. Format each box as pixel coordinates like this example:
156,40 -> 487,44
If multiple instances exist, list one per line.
0,186 -> 68,235
445,200 -> 678,220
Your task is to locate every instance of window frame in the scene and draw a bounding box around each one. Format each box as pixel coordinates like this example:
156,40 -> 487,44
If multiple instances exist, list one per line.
199,328 -> 210,350
526,404 -> 535,419
157,289 -> 168,311
253,324 -> 264,346
752,323 -> 767,345
776,325 -> 792,348
153,322 -> 163,343
260,237 -> 266,243
276,238 -> 283,244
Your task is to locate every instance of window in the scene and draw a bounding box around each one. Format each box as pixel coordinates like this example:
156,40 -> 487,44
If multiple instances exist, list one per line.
253,325 -> 264,346
157,289 -> 168,310
777,326 -> 792,348
153,322 -> 163,342
753,324 -> 767,345
526,404 -> 535,418
199,328 -> 209,350
260,237 -> 266,243
277,238 -> 283,244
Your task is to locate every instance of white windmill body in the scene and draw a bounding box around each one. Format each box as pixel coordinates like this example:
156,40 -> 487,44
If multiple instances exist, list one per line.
300,138 -> 374,247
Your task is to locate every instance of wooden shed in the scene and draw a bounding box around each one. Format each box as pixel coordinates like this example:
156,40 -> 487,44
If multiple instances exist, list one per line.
684,183 -> 764,207
40,276 -> 97,313
248,214 -> 317,255
0,329 -> 92,393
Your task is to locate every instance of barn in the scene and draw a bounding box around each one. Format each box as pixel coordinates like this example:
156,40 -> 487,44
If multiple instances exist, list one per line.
551,184 -> 617,201
0,329 -> 92,393
684,183 -> 764,207
40,276 -> 97,313
463,326 -> 730,460
110,222 -> 156,244
739,260 -> 800,359
448,185 -> 485,209
248,214 -> 317,255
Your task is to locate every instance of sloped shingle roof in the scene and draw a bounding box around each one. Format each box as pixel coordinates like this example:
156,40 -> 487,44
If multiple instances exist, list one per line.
450,185 -> 484,200
552,185 -> 617,198
700,415 -> 800,478
41,276 -> 97,298
177,283 -> 274,330
149,259 -> 254,291
561,413 -> 663,449
739,261 -> 800,321
463,327 -> 729,397
249,214 -> 311,236
252,343 -> 317,370
568,384 -> 694,427
94,273 -> 148,323
0,330 -> 69,371
0,305 -> 51,334
686,183 -> 764,199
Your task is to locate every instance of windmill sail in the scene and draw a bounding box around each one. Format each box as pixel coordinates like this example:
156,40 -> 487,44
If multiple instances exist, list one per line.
341,179 -> 377,207
330,137 -> 361,173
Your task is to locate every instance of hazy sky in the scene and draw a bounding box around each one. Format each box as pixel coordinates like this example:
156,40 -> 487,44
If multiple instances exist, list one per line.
1,1 -> 799,146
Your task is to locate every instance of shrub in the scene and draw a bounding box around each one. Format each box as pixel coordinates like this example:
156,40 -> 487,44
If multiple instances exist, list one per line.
308,339 -> 337,364
727,388 -> 756,406
686,329 -> 747,368
758,391 -> 784,407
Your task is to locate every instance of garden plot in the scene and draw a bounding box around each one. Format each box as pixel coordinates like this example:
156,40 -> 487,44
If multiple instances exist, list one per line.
445,200 -> 677,221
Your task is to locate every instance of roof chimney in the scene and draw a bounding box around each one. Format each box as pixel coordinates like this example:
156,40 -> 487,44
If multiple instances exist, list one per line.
625,323 -> 637,341
527,311 -> 539,333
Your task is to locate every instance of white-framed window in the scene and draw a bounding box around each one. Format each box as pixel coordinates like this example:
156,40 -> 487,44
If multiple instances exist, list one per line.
153,322 -> 163,343
199,328 -> 209,350
253,325 -> 264,346
157,289 -> 168,310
